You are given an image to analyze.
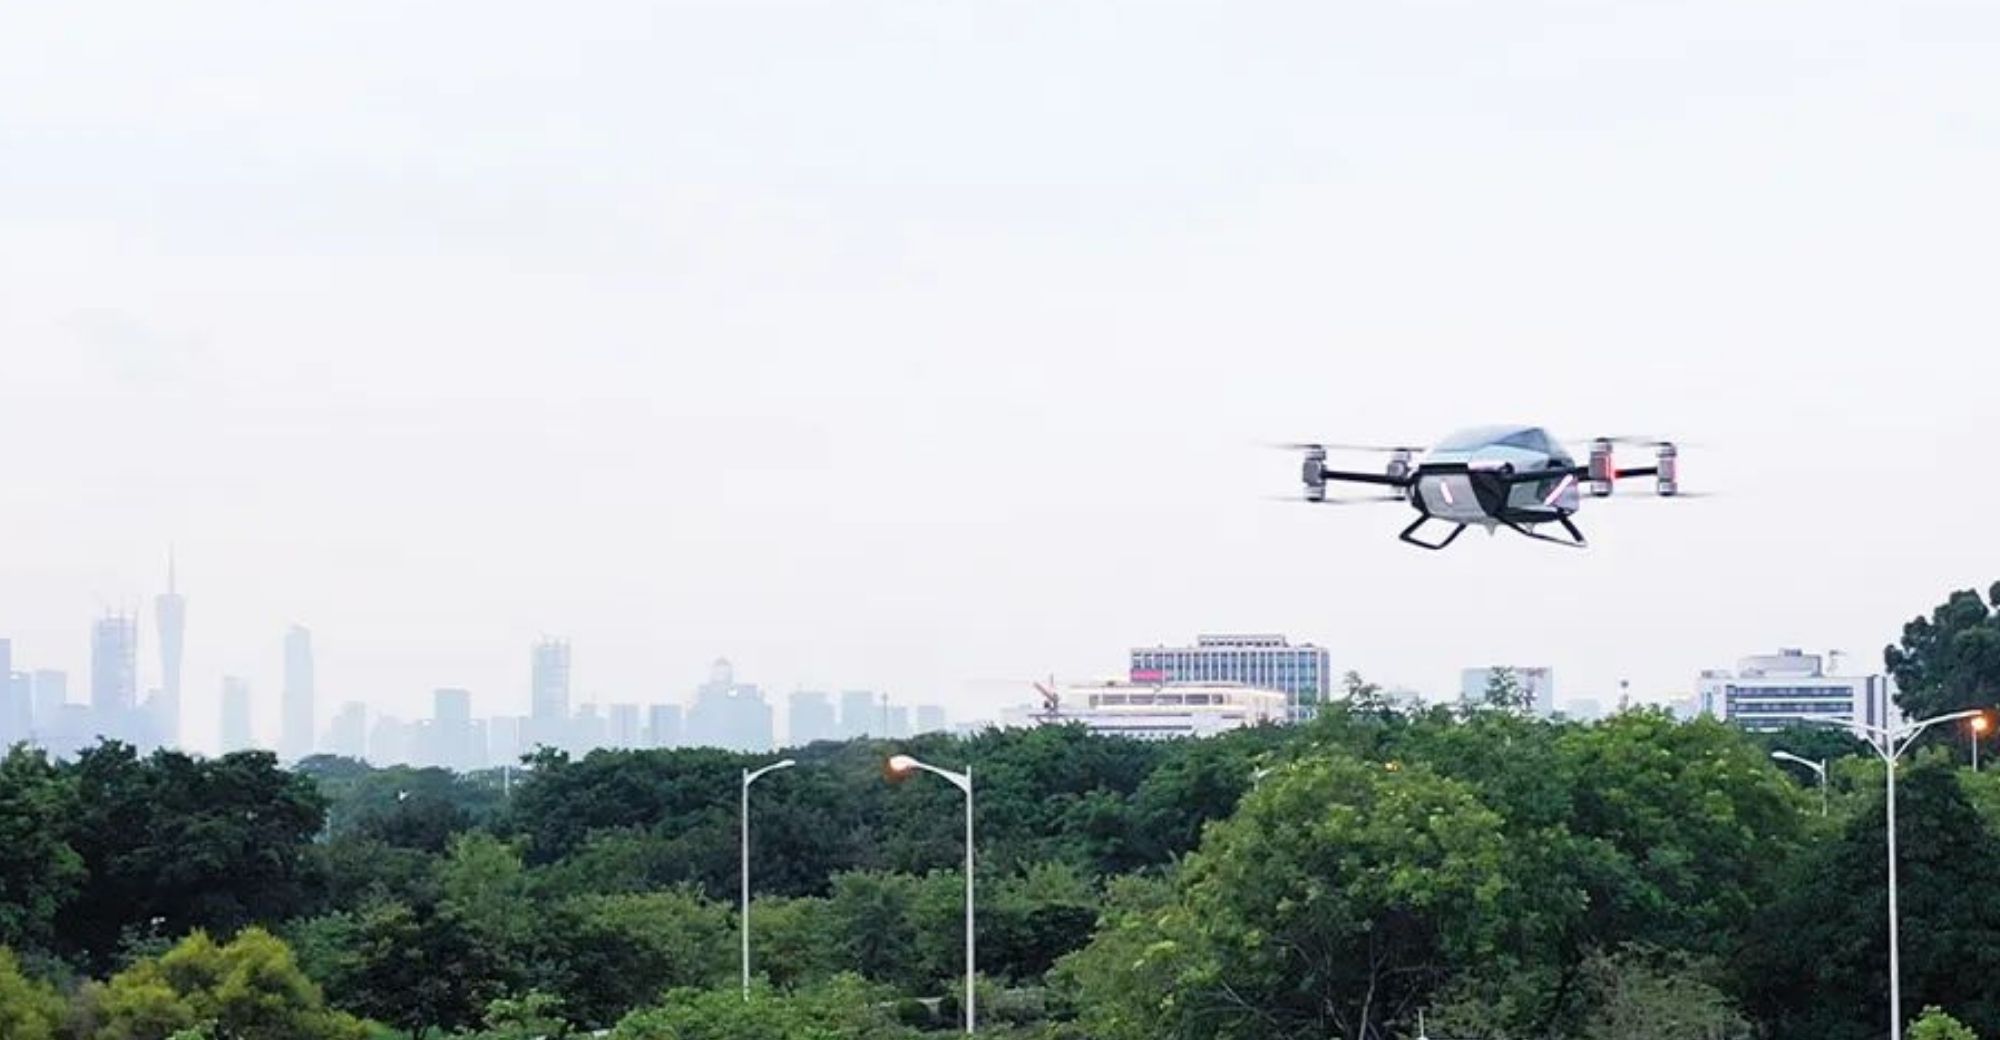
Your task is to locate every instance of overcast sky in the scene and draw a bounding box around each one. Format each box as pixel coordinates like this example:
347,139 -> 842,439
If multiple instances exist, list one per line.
3,0 -> 1997,751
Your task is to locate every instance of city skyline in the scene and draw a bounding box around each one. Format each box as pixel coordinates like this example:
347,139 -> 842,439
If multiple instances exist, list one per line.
2,554 -> 1903,762
0,565 -> 959,760
0,548 -> 1920,756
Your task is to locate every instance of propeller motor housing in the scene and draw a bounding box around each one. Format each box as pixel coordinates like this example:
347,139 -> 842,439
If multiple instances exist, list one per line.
1386,449 -> 1413,499
1656,442 -> 1679,497
1587,439 -> 1615,497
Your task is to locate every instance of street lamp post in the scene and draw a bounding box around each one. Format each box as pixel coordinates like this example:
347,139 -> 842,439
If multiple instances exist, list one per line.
740,758 -> 797,1000
1770,750 -> 1829,817
1973,715 -> 1990,772
887,754 -> 976,1034
1810,709 -> 1980,1040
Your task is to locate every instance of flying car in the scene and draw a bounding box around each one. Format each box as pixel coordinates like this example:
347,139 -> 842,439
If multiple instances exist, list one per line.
1277,425 -> 1695,550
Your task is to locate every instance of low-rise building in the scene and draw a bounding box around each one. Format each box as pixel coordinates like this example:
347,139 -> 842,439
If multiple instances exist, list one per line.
1033,680 -> 1285,740
1696,648 -> 1896,733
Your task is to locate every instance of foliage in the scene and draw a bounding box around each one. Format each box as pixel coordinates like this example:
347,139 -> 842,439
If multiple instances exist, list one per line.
459,990 -> 574,1040
747,895 -> 846,989
1341,669 -> 1400,716
1740,758 -> 2000,1040
296,900 -> 498,1040
0,946 -> 66,1040
79,927 -> 367,1040
532,889 -> 734,1028
301,757 -> 504,853
609,975 -> 918,1040
1570,946 -> 1751,1040
1476,666 -> 1534,714
0,746 -> 84,951
1751,724 -> 1872,767
1887,584 -> 2000,723
1064,754 -> 1515,1039
57,746 -> 327,972
1912,1007 -> 1980,1040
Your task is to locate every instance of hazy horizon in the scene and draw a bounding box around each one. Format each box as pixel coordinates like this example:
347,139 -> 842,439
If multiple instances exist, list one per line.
5,0 -> 1998,753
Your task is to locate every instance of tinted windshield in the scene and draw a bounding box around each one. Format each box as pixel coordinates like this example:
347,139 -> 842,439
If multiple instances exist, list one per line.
1433,426 -> 1518,451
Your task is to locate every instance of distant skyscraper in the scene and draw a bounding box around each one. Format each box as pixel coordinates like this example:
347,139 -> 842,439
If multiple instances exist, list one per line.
0,639 -> 25,746
646,704 -> 683,748
327,701 -> 368,760
430,688 -> 476,771
530,639 -> 572,750
31,670 -> 67,729
220,676 -> 253,752
608,704 -> 642,748
153,552 -> 186,746
91,613 -> 139,714
686,659 -> 773,751
282,626 -> 315,761
572,703 -> 607,751
788,690 -> 837,746
839,690 -> 879,739
914,705 -> 948,735
487,716 -> 525,766
369,715 -> 414,767
881,704 -> 911,739
5,672 -> 30,745
91,611 -> 142,743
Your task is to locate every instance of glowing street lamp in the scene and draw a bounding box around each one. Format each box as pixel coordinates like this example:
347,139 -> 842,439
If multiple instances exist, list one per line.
1973,714 -> 1991,772
1810,709 -> 1981,1040
887,754 -> 976,1034
740,758 -> 796,1000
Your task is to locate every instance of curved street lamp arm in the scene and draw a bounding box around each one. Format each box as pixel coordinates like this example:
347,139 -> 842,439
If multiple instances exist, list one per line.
1889,709 -> 1982,760
1770,750 -> 1827,778
1804,716 -> 1893,760
891,755 -> 972,793
745,759 -> 799,786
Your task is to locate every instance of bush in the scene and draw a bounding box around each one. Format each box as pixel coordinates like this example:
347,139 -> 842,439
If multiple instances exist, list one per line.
0,947 -> 66,1040
611,975 -> 918,1039
1913,1007 -> 1980,1040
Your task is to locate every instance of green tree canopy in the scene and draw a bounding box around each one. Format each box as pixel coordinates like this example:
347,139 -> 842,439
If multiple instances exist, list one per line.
1741,758 -> 2000,1040
1063,753 -> 1516,1040
1887,584 -> 2000,721
1912,1007 -> 1981,1040
0,746 -> 84,952
0,946 -> 66,1040
58,745 -> 326,971
81,927 -> 366,1040
610,975 -> 917,1040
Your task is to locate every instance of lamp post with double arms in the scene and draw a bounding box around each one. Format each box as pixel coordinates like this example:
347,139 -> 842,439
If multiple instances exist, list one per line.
887,754 -> 976,1034
740,758 -> 797,1000
1770,750 -> 1829,817
1809,709 -> 1980,1040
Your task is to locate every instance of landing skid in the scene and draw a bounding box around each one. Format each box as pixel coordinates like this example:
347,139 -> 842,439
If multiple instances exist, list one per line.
1502,516 -> 1587,548
1399,516 -> 1467,551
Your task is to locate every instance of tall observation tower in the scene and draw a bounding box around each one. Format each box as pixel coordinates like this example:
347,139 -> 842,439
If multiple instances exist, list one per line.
154,550 -> 187,747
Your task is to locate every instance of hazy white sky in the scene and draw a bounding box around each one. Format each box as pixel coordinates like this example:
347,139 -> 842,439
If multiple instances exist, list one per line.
3,0 -> 1997,750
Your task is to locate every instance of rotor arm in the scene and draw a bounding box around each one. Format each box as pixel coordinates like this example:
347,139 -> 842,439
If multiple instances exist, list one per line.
1319,468 -> 1414,488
